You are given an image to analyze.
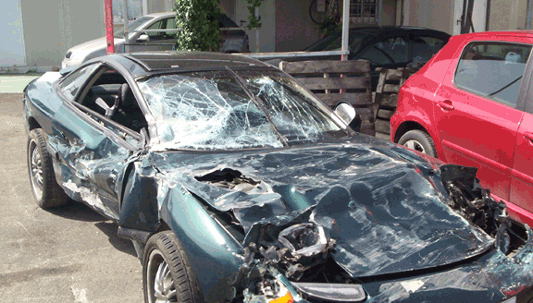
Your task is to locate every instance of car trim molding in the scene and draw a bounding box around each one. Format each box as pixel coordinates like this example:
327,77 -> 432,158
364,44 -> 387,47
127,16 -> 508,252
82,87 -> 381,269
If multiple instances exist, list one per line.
442,139 -> 509,173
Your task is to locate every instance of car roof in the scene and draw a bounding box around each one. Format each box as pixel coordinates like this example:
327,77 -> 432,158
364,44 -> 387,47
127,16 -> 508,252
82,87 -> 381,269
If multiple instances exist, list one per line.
344,26 -> 449,37
455,30 -> 533,39
304,26 -> 450,52
144,11 -> 175,18
104,52 -> 270,78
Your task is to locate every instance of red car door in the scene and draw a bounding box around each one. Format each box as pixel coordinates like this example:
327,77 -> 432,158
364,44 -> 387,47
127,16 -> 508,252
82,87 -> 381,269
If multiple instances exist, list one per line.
510,107 -> 533,225
433,41 -> 531,202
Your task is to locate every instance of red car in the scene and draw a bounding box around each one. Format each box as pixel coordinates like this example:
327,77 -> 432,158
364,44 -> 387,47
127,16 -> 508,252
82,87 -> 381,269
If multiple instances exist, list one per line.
390,31 -> 533,227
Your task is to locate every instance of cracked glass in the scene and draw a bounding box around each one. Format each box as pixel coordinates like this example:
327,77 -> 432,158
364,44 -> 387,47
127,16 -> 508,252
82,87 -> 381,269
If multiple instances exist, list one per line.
138,70 -> 345,150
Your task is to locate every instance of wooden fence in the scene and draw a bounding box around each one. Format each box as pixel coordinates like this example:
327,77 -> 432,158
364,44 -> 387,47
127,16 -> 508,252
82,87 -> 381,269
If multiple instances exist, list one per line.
279,60 -> 375,136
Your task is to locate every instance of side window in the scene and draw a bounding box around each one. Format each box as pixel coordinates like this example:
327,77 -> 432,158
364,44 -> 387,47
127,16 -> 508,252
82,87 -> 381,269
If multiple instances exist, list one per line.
455,42 -> 532,108
58,64 -> 99,99
360,37 -> 408,65
412,36 -> 446,64
145,18 -> 177,41
145,19 -> 165,40
359,46 -> 392,65
80,68 -> 147,134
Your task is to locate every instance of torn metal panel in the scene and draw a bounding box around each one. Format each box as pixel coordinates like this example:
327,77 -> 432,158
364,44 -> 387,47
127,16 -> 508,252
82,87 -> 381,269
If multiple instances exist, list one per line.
156,173 -> 246,303
364,232 -> 533,302
147,142 -> 495,277
119,159 -> 160,231
135,136 -> 533,303
46,117 -> 133,220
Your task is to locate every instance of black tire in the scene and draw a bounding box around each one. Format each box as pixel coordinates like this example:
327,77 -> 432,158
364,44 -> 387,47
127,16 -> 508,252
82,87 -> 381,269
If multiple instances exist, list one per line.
27,128 -> 70,209
398,129 -> 437,158
143,231 -> 202,303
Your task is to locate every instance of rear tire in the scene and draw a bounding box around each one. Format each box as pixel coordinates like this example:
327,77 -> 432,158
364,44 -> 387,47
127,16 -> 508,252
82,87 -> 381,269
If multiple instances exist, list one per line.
143,231 -> 202,303
398,129 -> 437,158
27,128 -> 70,209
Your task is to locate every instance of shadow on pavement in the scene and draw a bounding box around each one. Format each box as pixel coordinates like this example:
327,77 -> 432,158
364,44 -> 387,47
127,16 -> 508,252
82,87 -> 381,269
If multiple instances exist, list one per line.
95,222 -> 138,258
47,201 -> 138,257
47,201 -> 107,222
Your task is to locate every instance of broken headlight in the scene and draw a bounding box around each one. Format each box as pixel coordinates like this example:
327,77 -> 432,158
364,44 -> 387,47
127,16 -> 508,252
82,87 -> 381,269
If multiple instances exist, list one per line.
244,276 -> 294,303
292,282 -> 366,303
278,223 -> 328,258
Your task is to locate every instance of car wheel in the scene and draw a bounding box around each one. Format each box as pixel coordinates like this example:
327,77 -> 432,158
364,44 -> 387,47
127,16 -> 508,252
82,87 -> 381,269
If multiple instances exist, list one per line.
143,231 -> 201,303
27,128 -> 70,208
398,129 -> 437,158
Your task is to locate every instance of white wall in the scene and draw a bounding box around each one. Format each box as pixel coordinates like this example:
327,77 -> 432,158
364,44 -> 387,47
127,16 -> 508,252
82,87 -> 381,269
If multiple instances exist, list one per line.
20,0 -> 106,67
1,0 -> 26,67
236,0 -> 276,52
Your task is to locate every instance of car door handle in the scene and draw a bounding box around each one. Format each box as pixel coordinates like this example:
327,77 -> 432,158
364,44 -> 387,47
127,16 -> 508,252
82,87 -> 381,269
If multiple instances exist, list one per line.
524,132 -> 533,143
438,100 -> 454,111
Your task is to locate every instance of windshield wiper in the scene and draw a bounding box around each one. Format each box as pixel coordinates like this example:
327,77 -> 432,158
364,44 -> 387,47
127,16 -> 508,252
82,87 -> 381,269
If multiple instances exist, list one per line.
225,66 -> 289,147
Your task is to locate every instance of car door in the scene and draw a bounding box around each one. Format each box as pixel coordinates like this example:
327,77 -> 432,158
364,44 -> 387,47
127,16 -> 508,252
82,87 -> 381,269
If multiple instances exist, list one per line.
510,59 -> 533,223
433,41 -> 531,202
51,63 -> 142,219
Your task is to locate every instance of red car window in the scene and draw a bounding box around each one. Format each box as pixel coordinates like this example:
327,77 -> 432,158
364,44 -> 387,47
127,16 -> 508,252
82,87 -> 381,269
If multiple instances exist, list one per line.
454,42 -> 531,108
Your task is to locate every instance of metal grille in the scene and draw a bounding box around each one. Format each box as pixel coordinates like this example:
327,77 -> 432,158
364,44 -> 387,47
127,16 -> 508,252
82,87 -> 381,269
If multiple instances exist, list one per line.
350,0 -> 378,24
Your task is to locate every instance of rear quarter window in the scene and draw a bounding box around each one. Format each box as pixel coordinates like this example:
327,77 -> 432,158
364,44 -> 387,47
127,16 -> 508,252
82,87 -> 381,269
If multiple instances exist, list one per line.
454,42 -> 531,108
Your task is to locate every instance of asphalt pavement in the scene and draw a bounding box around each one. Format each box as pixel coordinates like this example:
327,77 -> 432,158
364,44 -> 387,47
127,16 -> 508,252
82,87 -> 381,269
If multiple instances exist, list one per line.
0,88 -> 143,301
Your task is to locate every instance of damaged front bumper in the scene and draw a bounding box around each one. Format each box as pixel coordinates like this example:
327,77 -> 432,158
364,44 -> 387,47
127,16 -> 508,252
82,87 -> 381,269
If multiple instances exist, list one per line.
242,234 -> 533,303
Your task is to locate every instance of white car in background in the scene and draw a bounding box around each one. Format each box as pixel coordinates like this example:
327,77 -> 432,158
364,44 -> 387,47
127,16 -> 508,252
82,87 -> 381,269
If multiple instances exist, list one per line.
61,12 -> 248,68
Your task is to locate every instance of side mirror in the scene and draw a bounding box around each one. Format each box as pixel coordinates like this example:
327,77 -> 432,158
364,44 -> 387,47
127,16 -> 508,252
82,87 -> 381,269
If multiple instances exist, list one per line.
136,33 -> 150,43
334,102 -> 362,132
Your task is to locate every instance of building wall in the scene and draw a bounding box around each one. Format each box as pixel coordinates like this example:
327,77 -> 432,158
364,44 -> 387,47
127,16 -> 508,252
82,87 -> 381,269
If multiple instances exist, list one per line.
20,0 -> 105,67
406,0 -> 453,34
275,0 -> 321,52
382,0 -> 397,26
1,0 -> 26,67
489,0 -> 528,30
147,0 -> 172,14
219,0 -> 236,21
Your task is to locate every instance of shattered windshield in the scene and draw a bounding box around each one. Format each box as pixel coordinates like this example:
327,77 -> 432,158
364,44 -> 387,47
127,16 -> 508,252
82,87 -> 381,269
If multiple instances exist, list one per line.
138,69 -> 345,150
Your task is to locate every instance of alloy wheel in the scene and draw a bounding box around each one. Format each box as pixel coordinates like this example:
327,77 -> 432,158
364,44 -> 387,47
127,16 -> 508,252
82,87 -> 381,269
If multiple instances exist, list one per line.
29,141 -> 43,200
403,139 -> 427,154
147,250 -> 177,303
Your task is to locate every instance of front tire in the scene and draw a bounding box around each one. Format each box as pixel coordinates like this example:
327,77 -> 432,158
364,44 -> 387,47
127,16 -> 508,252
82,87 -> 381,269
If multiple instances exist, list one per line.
27,128 -> 69,208
143,231 -> 202,303
398,129 -> 437,158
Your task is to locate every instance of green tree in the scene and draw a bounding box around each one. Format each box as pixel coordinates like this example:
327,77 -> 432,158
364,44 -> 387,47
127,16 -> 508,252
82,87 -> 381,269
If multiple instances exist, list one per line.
174,0 -> 221,51
246,0 -> 262,29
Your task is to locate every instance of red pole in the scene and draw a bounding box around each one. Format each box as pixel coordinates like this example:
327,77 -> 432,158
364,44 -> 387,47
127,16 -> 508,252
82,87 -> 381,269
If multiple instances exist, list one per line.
105,0 -> 115,54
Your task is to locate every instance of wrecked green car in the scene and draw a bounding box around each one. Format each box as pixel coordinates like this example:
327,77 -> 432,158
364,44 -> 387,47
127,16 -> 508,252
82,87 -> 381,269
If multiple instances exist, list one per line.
24,52 -> 533,303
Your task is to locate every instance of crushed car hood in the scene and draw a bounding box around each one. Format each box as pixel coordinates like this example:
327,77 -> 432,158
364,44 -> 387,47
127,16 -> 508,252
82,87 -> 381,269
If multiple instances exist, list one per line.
150,138 -> 494,278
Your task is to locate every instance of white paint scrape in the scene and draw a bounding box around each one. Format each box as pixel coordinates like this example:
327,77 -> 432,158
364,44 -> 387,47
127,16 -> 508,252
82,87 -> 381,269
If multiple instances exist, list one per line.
400,280 -> 424,293
71,287 -> 89,303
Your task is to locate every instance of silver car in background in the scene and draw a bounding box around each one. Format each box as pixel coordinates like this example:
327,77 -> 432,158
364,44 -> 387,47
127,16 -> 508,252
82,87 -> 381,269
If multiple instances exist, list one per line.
61,12 -> 249,68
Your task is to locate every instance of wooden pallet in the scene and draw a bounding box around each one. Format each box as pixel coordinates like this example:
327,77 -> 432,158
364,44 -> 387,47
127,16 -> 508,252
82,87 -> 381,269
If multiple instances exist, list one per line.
279,60 -> 375,136
373,67 -> 416,140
